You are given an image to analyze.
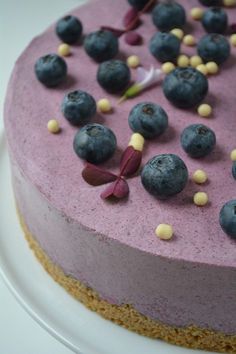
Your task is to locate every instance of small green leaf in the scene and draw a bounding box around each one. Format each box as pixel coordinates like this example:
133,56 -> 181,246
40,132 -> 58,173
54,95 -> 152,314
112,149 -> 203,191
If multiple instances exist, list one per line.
125,84 -> 142,98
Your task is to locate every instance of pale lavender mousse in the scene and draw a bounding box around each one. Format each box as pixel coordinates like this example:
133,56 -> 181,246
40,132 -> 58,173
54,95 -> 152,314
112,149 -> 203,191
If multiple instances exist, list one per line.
4,0 -> 236,335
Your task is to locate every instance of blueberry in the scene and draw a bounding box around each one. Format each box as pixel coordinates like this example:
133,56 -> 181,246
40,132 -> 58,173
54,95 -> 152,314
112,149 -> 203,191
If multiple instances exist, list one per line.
35,54 -> 67,87
219,200 -> 236,239
73,124 -> 117,164
84,30 -> 119,62
128,0 -> 150,10
202,8 -> 228,34
232,162 -> 236,180
62,90 -> 96,126
152,1 -> 186,32
180,124 -> 216,158
56,15 -> 83,44
163,67 -> 208,109
97,60 -> 131,93
149,32 -> 181,63
199,0 -> 222,6
197,33 -> 230,64
128,102 -> 168,139
141,154 -> 188,198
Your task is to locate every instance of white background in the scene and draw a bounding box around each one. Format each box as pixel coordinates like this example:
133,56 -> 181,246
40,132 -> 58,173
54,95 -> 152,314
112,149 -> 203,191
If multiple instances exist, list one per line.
0,1 -> 85,353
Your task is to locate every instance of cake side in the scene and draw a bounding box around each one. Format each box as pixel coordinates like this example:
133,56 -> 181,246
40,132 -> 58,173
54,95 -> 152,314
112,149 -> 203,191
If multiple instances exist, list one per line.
18,204 -> 236,353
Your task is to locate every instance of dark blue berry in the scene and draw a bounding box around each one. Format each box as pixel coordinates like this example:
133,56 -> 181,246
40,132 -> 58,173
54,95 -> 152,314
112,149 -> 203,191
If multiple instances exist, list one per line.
197,33 -> 230,64
152,1 -> 186,32
202,8 -> 228,34
149,32 -> 181,63
62,90 -> 96,126
199,0 -> 222,6
141,154 -> 188,198
34,54 -> 67,87
97,60 -> 131,93
219,200 -> 236,239
232,162 -> 236,180
163,67 -> 208,109
56,15 -> 83,44
84,30 -> 119,62
73,124 -> 117,164
128,0 -> 150,10
128,102 -> 168,139
180,124 -> 216,158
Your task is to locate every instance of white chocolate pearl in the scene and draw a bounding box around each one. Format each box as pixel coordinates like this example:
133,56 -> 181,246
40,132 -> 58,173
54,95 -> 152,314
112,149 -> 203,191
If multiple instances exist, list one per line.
47,119 -> 60,133
127,55 -> 140,68
230,34 -> 236,46
183,34 -> 196,46
230,149 -> 236,161
190,7 -> 204,20
97,98 -> 112,113
196,64 -> 208,75
198,104 -> 212,117
192,170 -> 208,184
193,192 -> 208,206
128,133 -> 145,152
190,55 -> 203,68
162,62 -> 176,74
58,43 -> 70,56
177,54 -> 190,67
155,224 -> 173,240
223,0 -> 236,6
170,28 -> 184,40
206,61 -> 219,74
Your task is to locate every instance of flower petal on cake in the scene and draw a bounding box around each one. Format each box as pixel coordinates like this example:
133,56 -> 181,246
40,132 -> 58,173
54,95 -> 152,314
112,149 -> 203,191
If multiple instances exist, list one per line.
125,31 -> 142,45
101,178 -> 129,199
100,26 -> 125,37
120,146 -> 142,177
82,163 -> 117,186
123,7 -> 140,29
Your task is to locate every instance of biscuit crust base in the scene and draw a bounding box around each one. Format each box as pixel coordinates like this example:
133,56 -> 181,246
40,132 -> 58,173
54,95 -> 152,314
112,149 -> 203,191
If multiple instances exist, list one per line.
18,210 -> 236,353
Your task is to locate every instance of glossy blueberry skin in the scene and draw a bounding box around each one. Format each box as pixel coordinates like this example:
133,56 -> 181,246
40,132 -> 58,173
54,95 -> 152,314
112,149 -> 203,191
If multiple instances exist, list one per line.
197,33 -> 230,64
163,67 -> 208,109
128,0 -> 150,10
84,30 -> 119,62
219,200 -> 236,239
62,90 -> 96,126
199,0 -> 222,6
181,124 -> 216,158
34,54 -> 67,87
141,154 -> 188,198
149,32 -> 181,63
202,8 -> 228,34
97,60 -> 131,93
232,162 -> 236,180
73,124 -> 117,164
56,15 -> 83,44
128,102 -> 168,139
152,2 -> 186,32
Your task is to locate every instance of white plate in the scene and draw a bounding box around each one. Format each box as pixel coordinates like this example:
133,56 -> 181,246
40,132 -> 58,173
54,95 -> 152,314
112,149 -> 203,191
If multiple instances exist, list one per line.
0,131 -> 213,354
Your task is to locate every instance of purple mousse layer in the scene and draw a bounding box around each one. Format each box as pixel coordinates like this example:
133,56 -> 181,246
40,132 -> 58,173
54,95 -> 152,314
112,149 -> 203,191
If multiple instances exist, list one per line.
4,0 -> 236,334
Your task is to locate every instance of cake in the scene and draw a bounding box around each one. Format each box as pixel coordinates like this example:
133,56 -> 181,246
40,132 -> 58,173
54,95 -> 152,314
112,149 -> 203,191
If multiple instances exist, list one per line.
4,0 -> 236,352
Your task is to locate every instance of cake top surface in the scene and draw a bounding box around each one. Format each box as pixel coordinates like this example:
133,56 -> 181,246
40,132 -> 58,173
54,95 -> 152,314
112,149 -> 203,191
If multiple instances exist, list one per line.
4,0 -> 236,267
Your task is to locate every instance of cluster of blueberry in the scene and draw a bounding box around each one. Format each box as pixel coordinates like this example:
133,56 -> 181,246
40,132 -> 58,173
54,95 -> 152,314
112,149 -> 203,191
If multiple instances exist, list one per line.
33,0 -> 236,238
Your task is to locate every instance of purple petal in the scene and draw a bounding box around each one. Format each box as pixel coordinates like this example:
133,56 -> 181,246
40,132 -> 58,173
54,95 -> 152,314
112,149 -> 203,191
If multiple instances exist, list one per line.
124,31 -> 142,45
120,146 -> 142,177
123,8 -> 140,29
82,163 -> 117,186
100,178 -> 129,199
101,26 -> 125,37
